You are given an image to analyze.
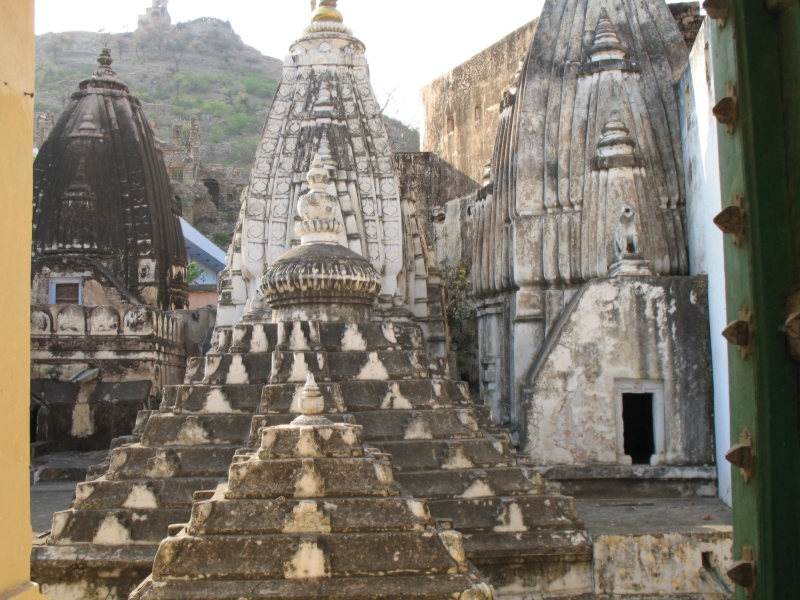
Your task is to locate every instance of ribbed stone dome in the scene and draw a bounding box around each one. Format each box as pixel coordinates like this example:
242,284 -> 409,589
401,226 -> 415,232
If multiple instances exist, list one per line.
261,242 -> 381,321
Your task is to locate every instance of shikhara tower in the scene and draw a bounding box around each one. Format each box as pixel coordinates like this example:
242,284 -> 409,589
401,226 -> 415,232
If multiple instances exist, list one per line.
218,0 -> 448,356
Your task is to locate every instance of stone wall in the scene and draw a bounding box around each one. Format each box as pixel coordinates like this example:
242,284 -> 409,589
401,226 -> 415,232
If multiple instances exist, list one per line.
30,303 -> 188,451
420,20 -> 537,183
30,304 -> 186,393
523,276 -> 714,468
34,112 -> 54,150
668,2 -> 704,50
678,19 -> 731,505
394,152 -> 478,265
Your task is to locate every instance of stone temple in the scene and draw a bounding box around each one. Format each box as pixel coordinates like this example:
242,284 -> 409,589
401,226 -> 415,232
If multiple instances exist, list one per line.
29,48 -> 192,455
33,4 -> 588,599
32,0 -> 735,599
471,0 -> 716,496
216,0 -> 450,360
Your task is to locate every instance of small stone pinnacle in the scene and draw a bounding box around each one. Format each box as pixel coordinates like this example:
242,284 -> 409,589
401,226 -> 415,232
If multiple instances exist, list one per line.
298,373 -> 324,415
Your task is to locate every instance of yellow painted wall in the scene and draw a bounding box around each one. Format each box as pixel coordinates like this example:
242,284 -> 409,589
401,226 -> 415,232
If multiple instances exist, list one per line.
0,1 -> 46,598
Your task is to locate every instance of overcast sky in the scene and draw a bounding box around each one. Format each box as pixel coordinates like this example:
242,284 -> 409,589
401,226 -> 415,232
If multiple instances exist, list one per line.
35,0 -> 687,127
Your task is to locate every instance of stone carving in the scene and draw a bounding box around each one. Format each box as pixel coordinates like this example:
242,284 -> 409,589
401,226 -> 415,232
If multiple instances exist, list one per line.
610,203 -> 653,277
473,0 -> 693,427
129,373 -> 494,600
32,48 -> 188,310
216,0 -> 446,358
614,204 -> 642,261
34,156 -> 590,600
261,153 -> 382,323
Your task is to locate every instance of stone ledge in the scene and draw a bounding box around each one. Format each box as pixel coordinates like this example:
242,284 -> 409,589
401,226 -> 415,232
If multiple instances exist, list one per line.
536,465 -> 718,499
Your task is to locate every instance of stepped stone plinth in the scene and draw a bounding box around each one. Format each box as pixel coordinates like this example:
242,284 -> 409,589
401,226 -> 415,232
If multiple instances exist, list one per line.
130,375 -> 494,600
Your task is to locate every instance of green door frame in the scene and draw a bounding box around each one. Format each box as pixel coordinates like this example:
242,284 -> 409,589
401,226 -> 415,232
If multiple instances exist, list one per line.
709,1 -> 800,598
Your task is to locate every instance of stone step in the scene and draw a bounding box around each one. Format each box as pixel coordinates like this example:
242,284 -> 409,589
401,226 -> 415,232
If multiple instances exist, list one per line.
48,507 -> 191,544
219,321 -> 424,354
224,456 -> 399,499
131,573 -> 488,600
460,530 -> 593,564
31,451 -> 109,483
106,445 -> 240,480
188,350 -> 430,385
246,414 -> 356,448
31,543 -> 157,600
187,496 -> 434,535
352,408 -> 487,440
247,408 -> 490,444
373,439 -> 516,472
395,467 -> 545,499
150,532 -> 465,580
259,379 -> 473,414
140,414 -> 255,447
536,464 -> 720,499
167,384 -> 264,414
72,477 -> 222,509
425,496 -> 582,534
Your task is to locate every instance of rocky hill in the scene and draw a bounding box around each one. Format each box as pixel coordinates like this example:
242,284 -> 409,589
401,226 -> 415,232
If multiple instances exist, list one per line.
35,20 -> 419,166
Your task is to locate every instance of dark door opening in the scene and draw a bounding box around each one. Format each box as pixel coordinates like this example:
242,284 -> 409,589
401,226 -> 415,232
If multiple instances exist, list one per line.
622,393 -> 655,464
30,405 -> 39,442
203,179 -> 220,209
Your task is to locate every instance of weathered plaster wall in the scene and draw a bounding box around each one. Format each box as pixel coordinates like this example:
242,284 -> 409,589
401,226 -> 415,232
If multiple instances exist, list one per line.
420,20 -> 537,183
679,20 -> 731,506
394,152 -> 478,268
30,304 -> 186,391
593,530 -> 732,597
0,0 -> 48,597
525,277 -> 714,467
668,2 -> 704,50
433,195 -> 477,271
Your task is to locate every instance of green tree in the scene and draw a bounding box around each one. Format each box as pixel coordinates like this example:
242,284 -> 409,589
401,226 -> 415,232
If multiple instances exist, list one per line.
186,262 -> 204,284
114,33 -> 132,61
442,263 -> 478,372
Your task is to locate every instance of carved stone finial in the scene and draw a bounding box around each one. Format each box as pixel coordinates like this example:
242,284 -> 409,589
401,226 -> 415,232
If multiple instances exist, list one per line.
305,152 -> 330,193
303,0 -> 352,35
261,147 -> 382,321
312,0 -> 343,23
298,373 -> 325,416
94,47 -> 117,78
589,11 -> 628,60
294,140 -> 343,244
80,47 -> 128,93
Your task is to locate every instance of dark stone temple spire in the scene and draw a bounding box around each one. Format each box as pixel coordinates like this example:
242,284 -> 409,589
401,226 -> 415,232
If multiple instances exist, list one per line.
32,48 -> 188,310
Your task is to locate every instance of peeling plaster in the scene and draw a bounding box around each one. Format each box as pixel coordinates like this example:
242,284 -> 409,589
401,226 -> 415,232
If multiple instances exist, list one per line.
357,352 -> 389,380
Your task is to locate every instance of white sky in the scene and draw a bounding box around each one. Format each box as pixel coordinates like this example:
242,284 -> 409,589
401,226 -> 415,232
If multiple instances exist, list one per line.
35,0 -> 687,127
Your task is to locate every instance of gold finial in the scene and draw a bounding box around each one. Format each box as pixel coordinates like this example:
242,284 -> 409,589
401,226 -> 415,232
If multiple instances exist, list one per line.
312,0 -> 343,23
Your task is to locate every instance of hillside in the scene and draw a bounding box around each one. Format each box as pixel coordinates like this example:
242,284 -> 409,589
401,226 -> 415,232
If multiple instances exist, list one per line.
36,20 -> 283,169
35,20 -> 420,169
